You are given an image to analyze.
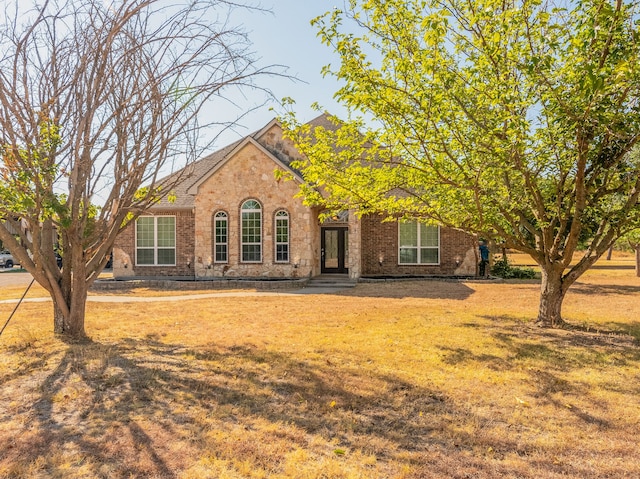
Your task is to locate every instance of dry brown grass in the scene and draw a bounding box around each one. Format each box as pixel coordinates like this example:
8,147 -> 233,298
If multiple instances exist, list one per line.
0,264 -> 639,478
0,282 -> 252,301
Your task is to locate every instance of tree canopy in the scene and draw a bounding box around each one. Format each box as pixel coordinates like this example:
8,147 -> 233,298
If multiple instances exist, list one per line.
0,0 -> 276,339
283,0 -> 640,327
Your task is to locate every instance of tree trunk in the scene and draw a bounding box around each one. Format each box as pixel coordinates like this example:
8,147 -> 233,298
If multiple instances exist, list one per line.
537,267 -> 567,328
53,297 -> 87,339
636,246 -> 640,278
606,245 -> 614,260
52,270 -> 89,340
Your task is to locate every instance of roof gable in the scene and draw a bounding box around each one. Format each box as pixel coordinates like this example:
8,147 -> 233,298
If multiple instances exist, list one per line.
186,136 -> 303,195
150,115 -> 326,210
253,118 -> 281,140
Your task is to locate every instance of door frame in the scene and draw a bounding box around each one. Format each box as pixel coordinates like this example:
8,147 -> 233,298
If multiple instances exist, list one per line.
321,227 -> 348,274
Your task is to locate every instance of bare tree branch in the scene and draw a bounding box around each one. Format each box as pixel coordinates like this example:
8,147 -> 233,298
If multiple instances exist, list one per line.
0,0 -> 284,339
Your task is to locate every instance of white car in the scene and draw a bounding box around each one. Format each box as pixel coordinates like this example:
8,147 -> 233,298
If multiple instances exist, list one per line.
0,250 -> 16,268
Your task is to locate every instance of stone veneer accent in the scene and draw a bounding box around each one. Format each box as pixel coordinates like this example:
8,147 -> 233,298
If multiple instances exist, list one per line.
347,210 -> 362,279
191,141 -> 319,279
92,277 -> 307,291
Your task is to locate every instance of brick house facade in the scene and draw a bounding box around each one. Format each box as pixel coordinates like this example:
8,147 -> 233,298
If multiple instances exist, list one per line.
112,116 -> 478,280
359,215 -> 477,276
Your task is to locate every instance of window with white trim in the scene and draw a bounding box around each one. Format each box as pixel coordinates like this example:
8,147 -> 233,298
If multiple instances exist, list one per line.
136,216 -> 176,265
214,211 -> 228,263
398,222 -> 439,264
241,200 -> 262,262
275,210 -> 289,262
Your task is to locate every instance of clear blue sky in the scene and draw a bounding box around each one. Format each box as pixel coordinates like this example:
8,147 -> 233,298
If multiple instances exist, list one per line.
209,0 -> 347,149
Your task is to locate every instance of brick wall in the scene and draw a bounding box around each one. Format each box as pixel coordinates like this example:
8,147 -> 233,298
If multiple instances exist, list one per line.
113,209 -> 195,278
112,121 -> 478,280
360,215 -> 477,276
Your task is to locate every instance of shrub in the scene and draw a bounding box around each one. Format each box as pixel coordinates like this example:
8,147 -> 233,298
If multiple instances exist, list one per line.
491,257 -> 537,279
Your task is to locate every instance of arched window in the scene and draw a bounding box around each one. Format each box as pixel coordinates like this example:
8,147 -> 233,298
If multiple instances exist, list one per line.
214,211 -> 228,263
241,200 -> 262,262
274,210 -> 289,263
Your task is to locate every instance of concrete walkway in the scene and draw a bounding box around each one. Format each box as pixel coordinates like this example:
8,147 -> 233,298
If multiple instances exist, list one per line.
0,270 -> 354,305
0,292 -> 284,305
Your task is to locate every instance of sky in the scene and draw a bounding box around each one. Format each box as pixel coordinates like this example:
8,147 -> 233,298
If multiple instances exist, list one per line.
207,0 -> 348,150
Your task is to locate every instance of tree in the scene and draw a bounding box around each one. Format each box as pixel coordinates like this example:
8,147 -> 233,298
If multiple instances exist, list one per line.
0,0 -> 276,340
617,229 -> 640,276
282,0 -> 640,327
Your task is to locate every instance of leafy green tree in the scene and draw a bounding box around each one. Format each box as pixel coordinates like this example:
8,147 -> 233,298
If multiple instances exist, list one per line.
617,229 -> 640,275
283,0 -> 640,327
0,0 -> 275,340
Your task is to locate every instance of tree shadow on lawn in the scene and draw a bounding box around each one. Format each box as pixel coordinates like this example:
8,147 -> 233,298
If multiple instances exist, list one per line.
487,319 -> 640,387
338,280 -> 476,300
479,314 -> 639,348
607,320 -> 640,341
491,328 -> 640,428
439,321 -> 640,434
569,282 -> 640,296
2,336 -> 620,478
455,315 -> 639,386
437,346 -> 512,371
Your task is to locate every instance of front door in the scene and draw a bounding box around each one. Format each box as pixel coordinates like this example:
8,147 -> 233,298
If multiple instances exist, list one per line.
321,227 -> 348,274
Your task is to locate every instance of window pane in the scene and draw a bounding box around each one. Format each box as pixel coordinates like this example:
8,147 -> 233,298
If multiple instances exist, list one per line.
276,219 -> 288,243
215,212 -> 228,263
136,217 -> 155,247
242,244 -> 261,262
420,224 -> 439,247
420,248 -> 439,264
324,230 -> 339,268
275,211 -> 289,263
157,248 -> 175,265
215,220 -> 227,243
276,244 -> 289,262
242,199 -> 260,210
399,247 -> 417,264
242,212 -> 261,242
399,222 -> 417,247
136,216 -> 176,266
137,249 -> 155,265
241,201 -> 261,262
215,244 -> 227,262
156,217 -> 175,247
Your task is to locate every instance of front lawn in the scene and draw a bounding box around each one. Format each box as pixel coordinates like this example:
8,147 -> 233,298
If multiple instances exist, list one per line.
0,267 -> 638,478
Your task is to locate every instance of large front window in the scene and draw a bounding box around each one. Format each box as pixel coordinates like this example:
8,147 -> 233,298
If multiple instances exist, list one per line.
241,200 -> 262,262
398,222 -> 439,264
214,211 -> 228,263
275,210 -> 289,263
136,216 -> 176,265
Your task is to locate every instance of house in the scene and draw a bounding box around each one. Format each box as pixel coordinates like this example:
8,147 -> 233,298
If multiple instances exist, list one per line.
112,115 -> 478,281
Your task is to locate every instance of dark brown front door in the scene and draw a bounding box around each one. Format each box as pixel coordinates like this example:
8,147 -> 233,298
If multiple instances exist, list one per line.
321,227 -> 348,274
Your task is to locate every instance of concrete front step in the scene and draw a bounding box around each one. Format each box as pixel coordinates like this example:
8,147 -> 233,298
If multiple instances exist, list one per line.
306,275 -> 357,288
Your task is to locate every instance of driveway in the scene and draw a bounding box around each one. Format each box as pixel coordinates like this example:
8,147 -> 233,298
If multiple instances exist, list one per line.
0,270 -> 33,288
